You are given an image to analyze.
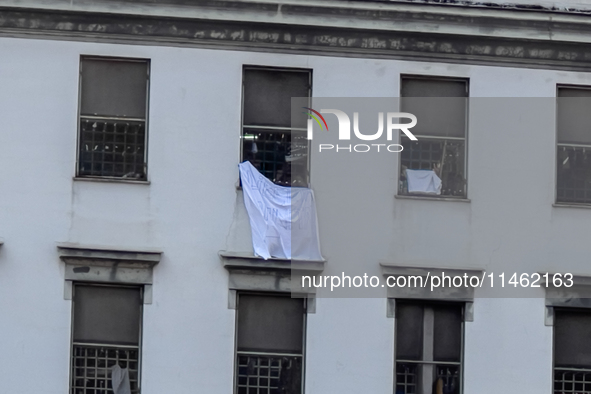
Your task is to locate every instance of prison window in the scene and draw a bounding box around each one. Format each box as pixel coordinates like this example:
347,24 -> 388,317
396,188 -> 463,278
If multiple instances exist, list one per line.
78,57 -> 149,180
399,76 -> 468,198
556,86 -> 591,204
242,67 -> 311,187
236,293 -> 305,394
71,284 -> 142,394
395,301 -> 463,394
553,308 -> 591,394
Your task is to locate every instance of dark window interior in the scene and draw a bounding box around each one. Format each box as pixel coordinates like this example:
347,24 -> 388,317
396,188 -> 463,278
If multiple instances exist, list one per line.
242,68 -> 311,187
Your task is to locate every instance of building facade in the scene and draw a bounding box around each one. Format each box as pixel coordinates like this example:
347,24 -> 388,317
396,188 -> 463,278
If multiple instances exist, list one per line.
2,1 -> 591,393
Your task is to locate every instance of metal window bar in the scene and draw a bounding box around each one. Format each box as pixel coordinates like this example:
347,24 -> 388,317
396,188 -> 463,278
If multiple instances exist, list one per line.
236,352 -> 303,394
78,116 -> 146,179
399,137 -> 466,197
557,144 -> 591,204
242,129 -> 309,187
71,343 -> 140,394
395,362 -> 461,394
554,367 -> 591,394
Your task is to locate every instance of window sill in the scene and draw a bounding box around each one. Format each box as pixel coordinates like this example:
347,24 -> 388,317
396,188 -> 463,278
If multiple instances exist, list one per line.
395,194 -> 470,203
219,251 -> 326,272
553,203 -> 591,209
73,177 -> 150,185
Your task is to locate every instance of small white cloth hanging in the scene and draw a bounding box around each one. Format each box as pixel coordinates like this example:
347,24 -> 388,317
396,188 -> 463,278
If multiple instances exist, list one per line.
111,364 -> 132,394
406,169 -> 442,195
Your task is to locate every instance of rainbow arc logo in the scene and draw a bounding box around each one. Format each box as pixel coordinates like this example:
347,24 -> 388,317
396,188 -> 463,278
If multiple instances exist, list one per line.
302,107 -> 329,131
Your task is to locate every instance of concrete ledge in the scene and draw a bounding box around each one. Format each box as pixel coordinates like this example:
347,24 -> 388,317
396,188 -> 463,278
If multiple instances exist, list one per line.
57,242 -> 162,268
57,243 -> 162,303
220,251 -> 324,312
395,195 -> 470,203
380,263 -> 483,278
380,263 -> 483,307
220,251 -> 325,273
73,177 -> 150,185
553,203 -> 591,210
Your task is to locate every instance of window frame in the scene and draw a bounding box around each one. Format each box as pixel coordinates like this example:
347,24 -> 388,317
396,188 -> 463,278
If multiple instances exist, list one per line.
552,307 -> 591,393
240,65 -> 313,187
394,299 -> 465,394
397,74 -> 470,199
76,55 -> 151,182
233,291 -> 308,394
554,83 -> 591,206
69,282 -> 144,394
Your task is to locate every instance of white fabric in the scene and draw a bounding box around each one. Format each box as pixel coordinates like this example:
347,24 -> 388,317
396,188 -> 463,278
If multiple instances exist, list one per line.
239,161 -> 323,261
111,365 -> 131,394
406,169 -> 442,195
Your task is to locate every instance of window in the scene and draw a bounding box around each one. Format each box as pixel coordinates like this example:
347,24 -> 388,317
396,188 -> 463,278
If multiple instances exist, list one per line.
395,301 -> 463,394
71,284 -> 142,394
553,308 -> 591,393
78,57 -> 149,180
399,76 -> 468,198
235,293 -> 305,394
242,67 -> 311,187
556,86 -> 591,204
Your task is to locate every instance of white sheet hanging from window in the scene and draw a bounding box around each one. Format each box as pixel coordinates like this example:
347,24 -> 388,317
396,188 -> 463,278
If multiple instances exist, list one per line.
239,161 -> 323,261
406,169 -> 442,195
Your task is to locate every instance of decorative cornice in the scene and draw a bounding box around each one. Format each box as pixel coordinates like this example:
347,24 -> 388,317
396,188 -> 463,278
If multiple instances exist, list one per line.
2,2 -> 591,71
57,242 -> 162,267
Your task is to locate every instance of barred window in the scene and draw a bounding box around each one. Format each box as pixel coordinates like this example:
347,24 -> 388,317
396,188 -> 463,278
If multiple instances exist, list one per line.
399,76 -> 468,198
78,57 -> 149,180
556,86 -> 591,204
242,67 -> 311,187
395,302 -> 463,394
554,308 -> 591,394
71,284 -> 143,394
236,293 -> 305,394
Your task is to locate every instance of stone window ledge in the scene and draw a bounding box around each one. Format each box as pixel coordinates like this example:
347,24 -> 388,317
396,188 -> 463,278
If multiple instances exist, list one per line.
219,251 -> 325,272
57,243 -> 162,304
220,251 -> 326,313
380,263 -> 483,321
543,273 -> 591,325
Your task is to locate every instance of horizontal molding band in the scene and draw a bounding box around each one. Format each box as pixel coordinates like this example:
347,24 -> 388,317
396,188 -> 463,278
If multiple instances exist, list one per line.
2,7 -> 591,71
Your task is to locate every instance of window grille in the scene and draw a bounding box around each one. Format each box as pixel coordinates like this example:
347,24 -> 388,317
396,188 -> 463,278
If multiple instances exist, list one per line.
554,368 -> 591,394
236,353 -> 302,394
241,67 -> 311,187
71,344 -> 139,394
79,119 -> 146,179
78,57 -> 149,180
395,363 -> 460,394
400,139 -> 466,197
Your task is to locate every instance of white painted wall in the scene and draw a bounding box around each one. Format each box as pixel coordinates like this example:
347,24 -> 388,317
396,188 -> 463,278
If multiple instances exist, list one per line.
0,36 -> 590,393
